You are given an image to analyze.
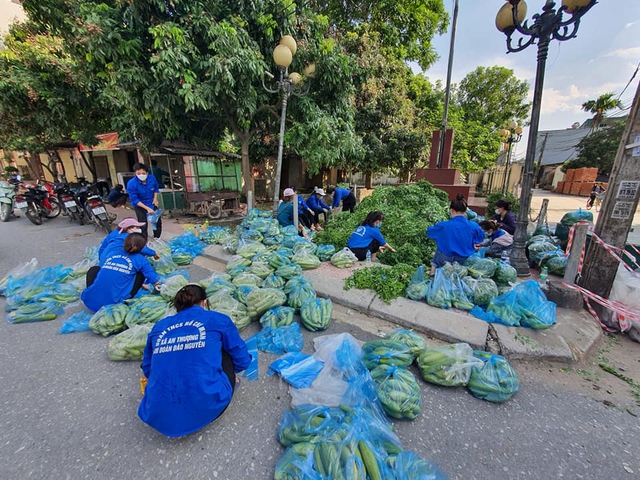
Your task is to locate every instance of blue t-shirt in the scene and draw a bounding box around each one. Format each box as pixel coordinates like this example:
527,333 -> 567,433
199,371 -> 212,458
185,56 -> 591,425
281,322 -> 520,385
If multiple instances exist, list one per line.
276,201 -> 294,227
107,189 -> 124,203
81,248 -> 160,312
427,215 -> 485,258
307,194 -> 330,212
331,187 -> 352,208
297,195 -> 309,211
98,230 -> 156,266
138,305 -> 251,437
347,225 -> 387,249
126,175 -> 160,210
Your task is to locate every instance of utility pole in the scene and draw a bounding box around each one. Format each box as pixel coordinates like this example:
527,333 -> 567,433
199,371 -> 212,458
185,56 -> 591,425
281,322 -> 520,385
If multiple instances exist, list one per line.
580,81 -> 640,327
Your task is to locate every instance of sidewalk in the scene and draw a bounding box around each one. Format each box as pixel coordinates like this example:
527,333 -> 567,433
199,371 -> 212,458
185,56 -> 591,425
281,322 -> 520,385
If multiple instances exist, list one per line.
199,244 -> 603,363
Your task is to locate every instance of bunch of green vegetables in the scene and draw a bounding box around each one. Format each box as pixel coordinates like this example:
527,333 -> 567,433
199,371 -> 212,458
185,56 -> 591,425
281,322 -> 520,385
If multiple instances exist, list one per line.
316,181 -> 450,266
344,263 -> 415,303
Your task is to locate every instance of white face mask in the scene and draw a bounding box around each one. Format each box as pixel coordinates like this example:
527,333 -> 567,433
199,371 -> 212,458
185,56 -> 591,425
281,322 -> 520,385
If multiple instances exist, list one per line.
137,174 -> 148,182
495,209 -> 501,215
130,228 -> 142,233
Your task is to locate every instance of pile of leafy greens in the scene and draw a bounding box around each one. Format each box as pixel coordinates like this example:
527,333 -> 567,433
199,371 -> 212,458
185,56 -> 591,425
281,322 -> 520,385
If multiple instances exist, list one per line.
316,180 -> 450,266
344,263 -> 416,303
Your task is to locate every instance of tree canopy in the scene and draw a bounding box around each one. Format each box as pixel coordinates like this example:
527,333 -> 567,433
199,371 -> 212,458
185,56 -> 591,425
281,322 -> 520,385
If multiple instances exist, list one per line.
563,120 -> 625,174
581,92 -> 623,130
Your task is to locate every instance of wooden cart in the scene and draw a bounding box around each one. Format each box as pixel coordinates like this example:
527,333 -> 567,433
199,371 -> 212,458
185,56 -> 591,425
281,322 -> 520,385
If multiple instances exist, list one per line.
183,190 -> 243,219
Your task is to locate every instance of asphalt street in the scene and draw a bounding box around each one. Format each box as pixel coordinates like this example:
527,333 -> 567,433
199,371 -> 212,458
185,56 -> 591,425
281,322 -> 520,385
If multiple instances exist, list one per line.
1,214 -> 639,480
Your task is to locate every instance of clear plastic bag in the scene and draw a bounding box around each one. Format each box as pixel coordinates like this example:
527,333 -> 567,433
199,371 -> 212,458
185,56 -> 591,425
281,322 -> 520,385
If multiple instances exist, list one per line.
315,244 -> 336,262
462,276 -> 499,307
152,256 -> 179,276
268,251 -> 290,269
31,283 -> 80,306
147,208 -> 163,230
275,263 -> 303,280
160,274 -> 189,301
417,343 -> 483,387
442,261 -> 468,278
125,296 -> 170,327
262,273 -> 286,290
492,260 -> 517,286
208,291 -> 251,330
107,324 -> 153,361
293,241 -> 318,255
234,285 -> 255,305
467,350 -> 520,403
62,258 -> 97,283
330,247 -> 358,268
245,287 -> 287,317
0,257 -> 38,296
249,260 -> 275,279
259,306 -> 295,328
361,339 -> 414,369
464,257 -> 498,278
268,352 -> 325,389
287,283 -> 317,311
231,271 -> 263,288
291,250 -> 322,270
406,280 -> 430,301
88,303 -> 130,336
226,254 -> 252,271
236,238 -> 267,258
450,273 -> 475,310
300,298 -> 332,331
388,451 -> 449,480
147,238 -> 172,258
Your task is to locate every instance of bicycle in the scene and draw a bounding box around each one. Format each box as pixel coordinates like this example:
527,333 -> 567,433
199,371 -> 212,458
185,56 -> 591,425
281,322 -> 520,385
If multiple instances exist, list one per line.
594,193 -> 605,212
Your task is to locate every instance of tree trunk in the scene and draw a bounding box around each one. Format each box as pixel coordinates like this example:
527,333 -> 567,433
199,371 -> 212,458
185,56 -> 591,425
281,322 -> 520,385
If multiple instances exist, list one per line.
240,134 -> 252,197
79,150 -> 97,182
365,172 -> 373,189
27,151 -> 44,180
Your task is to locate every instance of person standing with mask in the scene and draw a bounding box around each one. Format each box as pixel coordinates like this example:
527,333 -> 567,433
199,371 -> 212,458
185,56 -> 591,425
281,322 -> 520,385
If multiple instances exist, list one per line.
127,163 -> 162,239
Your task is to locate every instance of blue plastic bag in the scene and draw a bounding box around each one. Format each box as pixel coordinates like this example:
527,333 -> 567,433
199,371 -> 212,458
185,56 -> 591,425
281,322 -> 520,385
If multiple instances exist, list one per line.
468,350 -> 520,403
59,311 -> 93,334
268,352 -> 324,389
514,280 -> 556,329
255,323 -> 304,354
389,451 -> 449,480
486,289 -> 521,326
147,208 -> 163,230
243,335 -> 259,381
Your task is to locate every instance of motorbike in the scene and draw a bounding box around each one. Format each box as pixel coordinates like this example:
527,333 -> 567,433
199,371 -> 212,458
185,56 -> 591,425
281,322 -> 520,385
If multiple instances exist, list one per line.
14,183 -> 61,225
74,182 -> 112,234
53,182 -> 84,224
0,180 -> 17,222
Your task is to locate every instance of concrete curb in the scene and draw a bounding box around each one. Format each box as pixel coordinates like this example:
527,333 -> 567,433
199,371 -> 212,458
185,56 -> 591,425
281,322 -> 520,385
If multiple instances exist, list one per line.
199,244 -> 602,362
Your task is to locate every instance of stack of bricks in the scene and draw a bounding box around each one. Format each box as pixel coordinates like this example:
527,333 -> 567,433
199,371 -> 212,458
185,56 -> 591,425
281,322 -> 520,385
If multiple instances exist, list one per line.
556,168 -> 600,196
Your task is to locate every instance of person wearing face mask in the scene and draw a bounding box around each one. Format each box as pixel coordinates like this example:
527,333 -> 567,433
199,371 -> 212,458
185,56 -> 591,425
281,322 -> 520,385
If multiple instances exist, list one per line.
491,200 -> 517,235
97,218 -> 159,266
138,284 -> 251,437
427,194 -> 485,275
127,163 -> 162,239
347,211 -> 395,261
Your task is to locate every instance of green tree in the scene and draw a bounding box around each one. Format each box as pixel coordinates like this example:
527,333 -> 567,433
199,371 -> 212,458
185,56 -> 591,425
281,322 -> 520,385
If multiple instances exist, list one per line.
563,120 -> 625,174
309,0 -> 449,70
581,92 -> 623,130
21,0 -> 357,194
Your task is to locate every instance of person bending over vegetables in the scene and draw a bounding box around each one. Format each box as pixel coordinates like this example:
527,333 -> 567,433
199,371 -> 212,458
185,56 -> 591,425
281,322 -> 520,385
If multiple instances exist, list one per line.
427,194 -> 485,275
81,233 -> 161,313
276,188 -> 309,238
98,217 -> 159,266
476,219 -> 513,258
347,210 -> 395,261
306,187 -> 331,228
138,284 -> 251,438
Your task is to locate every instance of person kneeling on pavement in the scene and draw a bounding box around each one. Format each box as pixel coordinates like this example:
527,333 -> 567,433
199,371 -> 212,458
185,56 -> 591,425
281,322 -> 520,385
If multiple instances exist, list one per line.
81,233 -> 161,313
98,218 -> 159,266
138,284 -> 251,437
276,188 -> 309,238
107,184 -> 129,208
306,187 -> 331,228
347,210 -> 395,261
476,219 -> 513,258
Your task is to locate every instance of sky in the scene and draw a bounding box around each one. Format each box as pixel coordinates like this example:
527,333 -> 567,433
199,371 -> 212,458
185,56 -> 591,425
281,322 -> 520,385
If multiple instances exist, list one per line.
419,0 -> 640,160
1,0 -> 638,162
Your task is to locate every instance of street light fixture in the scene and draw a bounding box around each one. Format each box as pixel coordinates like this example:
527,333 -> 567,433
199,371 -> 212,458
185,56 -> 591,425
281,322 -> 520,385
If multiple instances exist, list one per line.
499,121 -> 523,195
263,35 -> 313,215
495,0 -> 597,276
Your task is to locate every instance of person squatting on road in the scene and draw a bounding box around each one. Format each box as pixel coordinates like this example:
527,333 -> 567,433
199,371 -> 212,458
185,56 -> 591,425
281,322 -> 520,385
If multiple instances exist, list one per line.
107,184 -> 128,207
138,284 -> 251,438
81,233 -> 161,313
306,187 -> 331,227
476,219 -> 513,258
427,194 -> 485,275
327,185 -> 356,214
290,186 -> 319,231
347,210 -> 395,261
127,163 -> 162,239
276,188 -> 309,237
491,199 -> 517,235
98,218 -> 159,266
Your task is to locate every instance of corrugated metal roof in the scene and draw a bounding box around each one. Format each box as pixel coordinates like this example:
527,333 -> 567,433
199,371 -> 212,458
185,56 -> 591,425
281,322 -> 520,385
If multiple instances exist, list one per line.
535,128 -> 590,166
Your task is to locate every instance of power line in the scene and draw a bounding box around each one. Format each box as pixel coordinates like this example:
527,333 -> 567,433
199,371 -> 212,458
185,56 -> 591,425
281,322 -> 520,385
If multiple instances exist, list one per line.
617,60 -> 640,100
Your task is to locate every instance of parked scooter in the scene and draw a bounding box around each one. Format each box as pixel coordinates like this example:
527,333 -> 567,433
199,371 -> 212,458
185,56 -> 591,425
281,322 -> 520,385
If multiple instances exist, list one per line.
74,182 -> 112,234
14,183 -> 61,225
0,180 -> 17,222
53,182 -> 85,224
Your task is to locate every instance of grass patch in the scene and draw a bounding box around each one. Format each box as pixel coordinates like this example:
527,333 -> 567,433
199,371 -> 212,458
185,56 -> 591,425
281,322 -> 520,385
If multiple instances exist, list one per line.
599,363 -> 640,407
514,332 -> 538,348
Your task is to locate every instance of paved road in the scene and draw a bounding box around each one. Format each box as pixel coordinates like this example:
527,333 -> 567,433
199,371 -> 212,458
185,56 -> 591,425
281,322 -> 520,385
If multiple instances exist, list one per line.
1,215 -> 639,480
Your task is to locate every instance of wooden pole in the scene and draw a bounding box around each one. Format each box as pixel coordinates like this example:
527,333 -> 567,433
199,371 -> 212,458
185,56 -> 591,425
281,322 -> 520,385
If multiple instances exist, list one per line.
537,198 -> 549,229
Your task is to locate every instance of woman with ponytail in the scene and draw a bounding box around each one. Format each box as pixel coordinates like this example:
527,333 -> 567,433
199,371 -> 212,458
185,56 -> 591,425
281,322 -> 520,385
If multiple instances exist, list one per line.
426,194 -> 485,274
138,284 -> 251,437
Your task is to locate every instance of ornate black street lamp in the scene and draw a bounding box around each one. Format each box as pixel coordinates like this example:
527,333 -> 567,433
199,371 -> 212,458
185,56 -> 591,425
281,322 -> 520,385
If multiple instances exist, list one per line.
496,0 -> 597,276
499,120 -> 523,195
262,35 -> 314,215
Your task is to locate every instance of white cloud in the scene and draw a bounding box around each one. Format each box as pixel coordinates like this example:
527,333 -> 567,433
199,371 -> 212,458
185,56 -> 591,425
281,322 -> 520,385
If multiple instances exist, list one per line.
625,22 -> 637,28
605,47 -> 640,58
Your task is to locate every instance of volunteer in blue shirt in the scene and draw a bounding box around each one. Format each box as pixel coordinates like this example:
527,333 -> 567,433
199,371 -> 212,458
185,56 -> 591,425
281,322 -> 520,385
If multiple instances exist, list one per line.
306,187 -> 331,227
427,194 -> 485,275
491,200 -> 517,235
328,186 -> 356,213
107,184 -> 128,207
151,159 -> 170,187
290,186 -> 317,231
138,284 -> 251,437
347,211 -> 395,261
127,163 -> 162,239
98,218 -> 159,266
81,233 -> 161,313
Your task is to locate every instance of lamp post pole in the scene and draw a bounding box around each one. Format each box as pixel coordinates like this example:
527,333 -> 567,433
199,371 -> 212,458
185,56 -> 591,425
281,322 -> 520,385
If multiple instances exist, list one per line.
500,124 -> 522,195
263,36 -> 313,217
496,0 -> 597,276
